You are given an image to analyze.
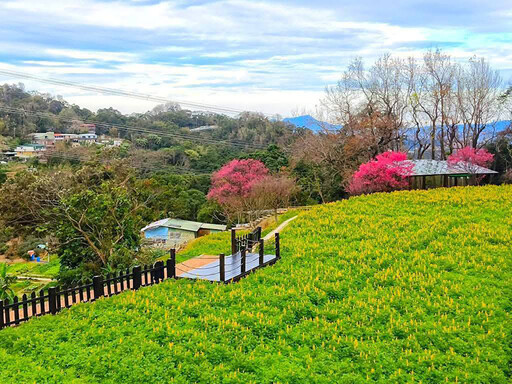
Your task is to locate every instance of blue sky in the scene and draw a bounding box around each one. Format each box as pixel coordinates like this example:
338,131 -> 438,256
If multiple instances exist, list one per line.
0,0 -> 511,116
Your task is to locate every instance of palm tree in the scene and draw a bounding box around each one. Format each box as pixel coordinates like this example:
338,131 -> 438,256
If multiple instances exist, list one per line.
0,263 -> 16,301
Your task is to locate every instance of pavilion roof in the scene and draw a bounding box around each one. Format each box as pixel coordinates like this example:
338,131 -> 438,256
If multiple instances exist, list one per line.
403,160 -> 497,177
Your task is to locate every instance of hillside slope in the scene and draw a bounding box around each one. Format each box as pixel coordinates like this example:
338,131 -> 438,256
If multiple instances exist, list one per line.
1,186 -> 511,383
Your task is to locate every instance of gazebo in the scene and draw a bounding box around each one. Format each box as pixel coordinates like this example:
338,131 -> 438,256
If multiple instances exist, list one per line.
405,160 -> 497,189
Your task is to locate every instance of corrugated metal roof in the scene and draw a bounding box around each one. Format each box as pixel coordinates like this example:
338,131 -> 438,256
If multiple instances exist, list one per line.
200,223 -> 228,231
403,160 -> 497,176
141,218 -> 226,233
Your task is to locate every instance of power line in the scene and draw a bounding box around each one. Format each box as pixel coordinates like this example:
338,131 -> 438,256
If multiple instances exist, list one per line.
41,151 -> 213,176
0,105 -> 268,150
0,69 -> 274,117
42,152 -> 210,175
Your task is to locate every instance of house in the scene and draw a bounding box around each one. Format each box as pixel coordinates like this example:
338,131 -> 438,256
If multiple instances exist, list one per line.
77,133 -> 98,144
80,123 -> 96,134
141,218 -> 227,248
15,144 -> 46,159
405,160 -> 497,189
30,132 -> 55,146
55,133 -> 78,142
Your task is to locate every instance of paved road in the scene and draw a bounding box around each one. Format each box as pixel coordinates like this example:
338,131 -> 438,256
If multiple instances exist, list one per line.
263,216 -> 297,241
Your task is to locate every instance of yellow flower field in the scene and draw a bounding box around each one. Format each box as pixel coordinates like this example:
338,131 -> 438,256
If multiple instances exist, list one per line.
0,185 -> 511,383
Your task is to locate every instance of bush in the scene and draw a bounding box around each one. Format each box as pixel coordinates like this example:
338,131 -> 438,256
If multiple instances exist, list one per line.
0,169 -> 7,185
135,248 -> 166,266
347,151 -> 413,195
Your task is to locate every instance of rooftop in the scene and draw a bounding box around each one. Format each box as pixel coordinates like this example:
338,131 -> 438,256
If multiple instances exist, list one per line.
141,218 -> 226,233
405,160 -> 497,177
16,144 -> 46,149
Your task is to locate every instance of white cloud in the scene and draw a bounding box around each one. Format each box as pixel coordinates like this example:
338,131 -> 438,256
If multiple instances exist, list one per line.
0,0 -> 510,116
45,49 -> 137,62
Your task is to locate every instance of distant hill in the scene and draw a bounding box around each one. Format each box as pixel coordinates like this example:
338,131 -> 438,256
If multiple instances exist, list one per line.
492,120 -> 511,133
283,115 -> 341,133
284,116 -> 510,136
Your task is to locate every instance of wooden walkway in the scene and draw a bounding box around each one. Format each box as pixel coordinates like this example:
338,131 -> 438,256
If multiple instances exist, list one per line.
177,253 -> 278,282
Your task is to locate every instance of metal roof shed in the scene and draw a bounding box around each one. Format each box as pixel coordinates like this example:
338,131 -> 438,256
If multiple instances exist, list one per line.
403,160 -> 497,189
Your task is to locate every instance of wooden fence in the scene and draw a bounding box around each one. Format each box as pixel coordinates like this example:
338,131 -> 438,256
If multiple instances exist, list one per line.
0,257 -> 176,329
231,226 -> 262,254
0,233 -> 281,329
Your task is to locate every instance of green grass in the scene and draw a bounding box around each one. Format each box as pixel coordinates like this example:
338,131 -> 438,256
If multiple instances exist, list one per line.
5,257 -> 60,296
260,208 -> 303,237
0,186 -> 511,383
6,256 -> 60,278
176,230 -> 234,262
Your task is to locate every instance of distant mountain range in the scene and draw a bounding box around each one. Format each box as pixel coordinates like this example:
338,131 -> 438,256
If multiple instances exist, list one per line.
283,115 -> 341,132
284,115 -> 510,135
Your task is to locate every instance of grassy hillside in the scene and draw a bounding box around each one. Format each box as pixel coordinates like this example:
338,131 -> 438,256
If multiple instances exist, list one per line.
0,186 -> 511,383
176,208 -> 300,261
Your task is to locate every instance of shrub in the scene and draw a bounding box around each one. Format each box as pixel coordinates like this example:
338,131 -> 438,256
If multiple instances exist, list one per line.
135,248 -> 166,266
347,151 -> 413,195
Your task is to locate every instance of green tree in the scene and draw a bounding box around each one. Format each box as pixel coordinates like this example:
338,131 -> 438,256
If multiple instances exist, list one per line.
241,144 -> 289,172
56,182 -> 145,283
0,263 -> 16,300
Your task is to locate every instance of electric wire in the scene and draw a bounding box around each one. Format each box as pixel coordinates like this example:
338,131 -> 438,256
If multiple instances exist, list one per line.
0,69 -> 274,117
0,105 -> 268,150
40,152 -> 213,176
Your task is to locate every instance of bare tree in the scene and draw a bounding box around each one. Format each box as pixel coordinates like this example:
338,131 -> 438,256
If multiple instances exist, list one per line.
456,57 -> 503,148
323,51 -> 504,161
323,55 -> 412,157
250,175 -> 299,222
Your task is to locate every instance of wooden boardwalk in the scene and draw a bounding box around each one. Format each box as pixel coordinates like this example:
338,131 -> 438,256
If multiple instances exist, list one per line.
177,253 -> 278,282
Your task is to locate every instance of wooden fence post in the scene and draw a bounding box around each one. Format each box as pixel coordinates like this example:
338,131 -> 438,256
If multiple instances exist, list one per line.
151,261 -> 160,284
4,298 -> 10,325
12,296 -> 19,325
259,239 -> 264,266
275,233 -> 280,260
92,275 -> 104,300
0,300 -> 4,329
241,246 -> 246,274
153,260 -> 164,283
219,253 -> 225,282
168,249 -> 176,279
132,266 -> 142,290
231,228 -> 236,255
48,287 -> 57,314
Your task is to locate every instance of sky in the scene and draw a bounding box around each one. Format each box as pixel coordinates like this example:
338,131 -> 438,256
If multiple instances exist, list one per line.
0,0 -> 511,117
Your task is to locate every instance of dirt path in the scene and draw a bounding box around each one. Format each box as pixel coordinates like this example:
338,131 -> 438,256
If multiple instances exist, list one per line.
263,216 -> 297,242
16,276 -> 54,282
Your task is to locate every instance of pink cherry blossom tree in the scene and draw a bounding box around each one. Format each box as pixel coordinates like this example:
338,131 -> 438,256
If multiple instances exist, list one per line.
447,147 -> 494,173
207,159 -> 269,223
347,151 -> 414,195
447,146 -> 494,185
